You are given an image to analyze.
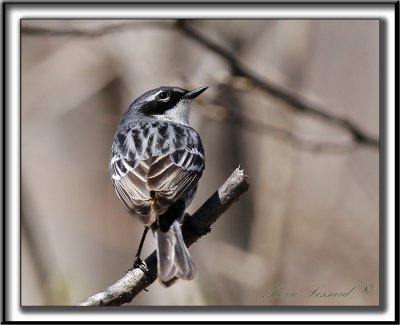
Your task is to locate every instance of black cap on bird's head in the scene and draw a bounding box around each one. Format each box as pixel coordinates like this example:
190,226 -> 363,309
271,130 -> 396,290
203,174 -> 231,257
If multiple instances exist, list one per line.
127,86 -> 208,126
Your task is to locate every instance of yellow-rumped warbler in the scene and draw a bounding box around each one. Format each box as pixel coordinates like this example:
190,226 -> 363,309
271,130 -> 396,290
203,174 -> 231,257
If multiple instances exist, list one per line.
109,86 -> 207,286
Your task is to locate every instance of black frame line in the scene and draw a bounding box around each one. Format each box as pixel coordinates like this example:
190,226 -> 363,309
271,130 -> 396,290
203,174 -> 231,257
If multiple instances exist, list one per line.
2,1 -> 398,324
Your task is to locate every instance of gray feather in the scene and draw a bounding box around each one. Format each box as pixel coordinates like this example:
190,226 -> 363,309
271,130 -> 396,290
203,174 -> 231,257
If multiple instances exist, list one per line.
155,220 -> 196,285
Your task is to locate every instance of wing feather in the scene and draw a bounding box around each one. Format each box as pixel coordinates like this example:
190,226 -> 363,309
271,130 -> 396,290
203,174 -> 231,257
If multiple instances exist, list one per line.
147,147 -> 204,209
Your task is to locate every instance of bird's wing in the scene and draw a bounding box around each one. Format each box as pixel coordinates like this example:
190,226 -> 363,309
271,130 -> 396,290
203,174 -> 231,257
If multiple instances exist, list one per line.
111,153 -> 155,224
147,146 -> 205,214
110,145 -> 204,225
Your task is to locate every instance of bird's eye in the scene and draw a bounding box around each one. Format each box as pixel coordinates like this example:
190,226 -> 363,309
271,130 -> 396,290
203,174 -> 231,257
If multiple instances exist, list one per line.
157,92 -> 170,101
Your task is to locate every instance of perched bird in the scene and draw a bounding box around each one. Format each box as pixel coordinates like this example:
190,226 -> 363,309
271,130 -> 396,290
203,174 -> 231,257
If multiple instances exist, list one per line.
109,86 -> 207,286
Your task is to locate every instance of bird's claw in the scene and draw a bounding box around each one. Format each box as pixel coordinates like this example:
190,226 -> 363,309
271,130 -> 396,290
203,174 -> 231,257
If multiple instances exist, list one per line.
129,256 -> 149,274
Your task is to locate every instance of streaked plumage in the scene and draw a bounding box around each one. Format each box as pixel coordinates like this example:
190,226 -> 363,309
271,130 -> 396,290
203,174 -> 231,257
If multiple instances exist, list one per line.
109,86 -> 207,285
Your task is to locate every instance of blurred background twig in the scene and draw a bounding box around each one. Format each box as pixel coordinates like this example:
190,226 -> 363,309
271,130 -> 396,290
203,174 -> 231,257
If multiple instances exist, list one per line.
21,20 -> 379,152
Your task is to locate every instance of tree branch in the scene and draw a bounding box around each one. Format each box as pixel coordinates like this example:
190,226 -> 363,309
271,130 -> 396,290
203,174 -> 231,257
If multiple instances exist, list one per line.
22,20 -> 379,150
175,20 -> 379,149
78,167 -> 249,306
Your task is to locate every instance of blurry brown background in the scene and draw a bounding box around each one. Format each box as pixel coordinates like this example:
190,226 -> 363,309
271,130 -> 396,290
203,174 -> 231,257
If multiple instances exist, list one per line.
21,20 -> 379,306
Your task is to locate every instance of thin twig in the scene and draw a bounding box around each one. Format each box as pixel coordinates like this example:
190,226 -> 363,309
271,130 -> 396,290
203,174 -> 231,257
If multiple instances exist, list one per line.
21,21 -> 173,37
229,112 -> 355,154
78,167 -> 249,306
196,100 -> 355,154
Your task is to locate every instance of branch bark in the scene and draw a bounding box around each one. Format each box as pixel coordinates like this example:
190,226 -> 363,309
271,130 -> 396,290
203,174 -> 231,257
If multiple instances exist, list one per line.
78,167 -> 249,306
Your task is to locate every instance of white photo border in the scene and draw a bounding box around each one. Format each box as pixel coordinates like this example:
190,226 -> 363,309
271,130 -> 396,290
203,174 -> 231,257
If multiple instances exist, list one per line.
3,2 -> 397,323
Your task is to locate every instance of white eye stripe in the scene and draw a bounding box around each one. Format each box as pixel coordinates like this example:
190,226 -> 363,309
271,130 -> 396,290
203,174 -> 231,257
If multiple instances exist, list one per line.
144,93 -> 158,102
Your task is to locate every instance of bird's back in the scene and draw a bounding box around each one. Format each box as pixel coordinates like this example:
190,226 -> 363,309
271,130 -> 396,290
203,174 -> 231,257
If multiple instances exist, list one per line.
110,119 -> 205,224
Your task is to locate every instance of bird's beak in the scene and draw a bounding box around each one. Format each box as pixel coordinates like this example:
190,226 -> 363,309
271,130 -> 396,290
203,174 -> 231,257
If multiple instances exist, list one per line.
183,86 -> 208,100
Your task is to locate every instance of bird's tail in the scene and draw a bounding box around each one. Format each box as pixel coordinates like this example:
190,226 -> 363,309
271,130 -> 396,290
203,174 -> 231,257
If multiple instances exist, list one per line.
154,219 -> 196,286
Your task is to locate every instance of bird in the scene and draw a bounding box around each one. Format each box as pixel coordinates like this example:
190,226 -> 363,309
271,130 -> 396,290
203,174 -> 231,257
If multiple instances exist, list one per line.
109,86 -> 207,286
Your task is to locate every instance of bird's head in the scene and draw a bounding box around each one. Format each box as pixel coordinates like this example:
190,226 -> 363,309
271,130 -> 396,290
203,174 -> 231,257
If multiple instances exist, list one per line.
127,86 -> 208,126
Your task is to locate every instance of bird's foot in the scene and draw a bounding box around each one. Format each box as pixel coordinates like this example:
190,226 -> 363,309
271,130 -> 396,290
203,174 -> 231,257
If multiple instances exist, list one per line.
127,256 -> 149,274
133,256 -> 143,268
